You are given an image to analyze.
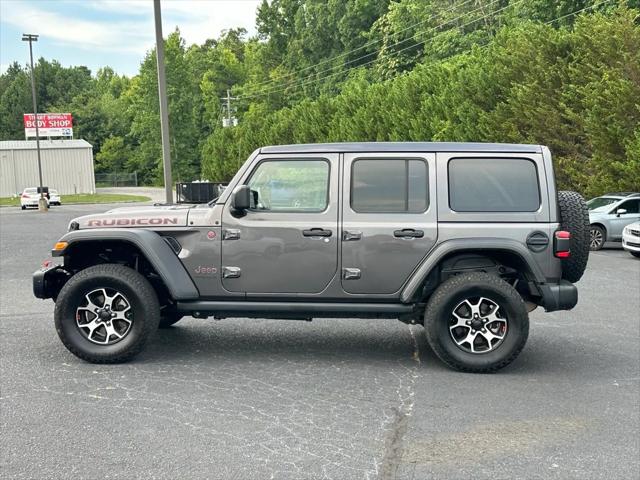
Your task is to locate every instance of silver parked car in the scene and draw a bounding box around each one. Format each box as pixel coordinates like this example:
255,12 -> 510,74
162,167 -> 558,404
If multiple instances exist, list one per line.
588,193 -> 640,250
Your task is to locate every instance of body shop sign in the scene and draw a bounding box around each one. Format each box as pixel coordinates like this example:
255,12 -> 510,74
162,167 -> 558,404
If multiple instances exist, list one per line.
23,113 -> 73,138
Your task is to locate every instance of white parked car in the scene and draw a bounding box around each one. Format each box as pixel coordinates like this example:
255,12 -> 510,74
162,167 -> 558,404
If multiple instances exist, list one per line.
20,187 -> 46,209
622,222 -> 640,258
20,187 -> 61,209
49,189 -> 61,206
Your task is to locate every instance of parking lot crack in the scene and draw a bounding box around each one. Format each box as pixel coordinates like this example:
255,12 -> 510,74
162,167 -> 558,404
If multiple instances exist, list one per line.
376,326 -> 421,480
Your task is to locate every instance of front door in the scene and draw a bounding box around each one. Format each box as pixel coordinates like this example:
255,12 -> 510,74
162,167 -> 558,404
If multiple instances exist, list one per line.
221,154 -> 339,294
341,153 -> 438,294
609,199 -> 640,239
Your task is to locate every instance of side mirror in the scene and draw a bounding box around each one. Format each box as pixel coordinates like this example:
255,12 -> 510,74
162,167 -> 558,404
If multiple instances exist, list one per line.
616,208 -> 627,217
231,185 -> 251,213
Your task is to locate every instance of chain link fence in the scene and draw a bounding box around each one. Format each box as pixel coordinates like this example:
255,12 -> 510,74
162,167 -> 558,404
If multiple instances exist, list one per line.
95,172 -> 138,188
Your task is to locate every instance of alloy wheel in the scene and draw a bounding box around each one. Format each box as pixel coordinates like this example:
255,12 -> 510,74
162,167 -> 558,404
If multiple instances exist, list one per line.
449,297 -> 508,354
590,228 -> 603,250
75,288 -> 133,345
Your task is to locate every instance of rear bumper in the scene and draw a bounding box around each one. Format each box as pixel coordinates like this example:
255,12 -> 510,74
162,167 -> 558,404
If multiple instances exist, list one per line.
538,280 -> 578,312
33,265 -> 69,299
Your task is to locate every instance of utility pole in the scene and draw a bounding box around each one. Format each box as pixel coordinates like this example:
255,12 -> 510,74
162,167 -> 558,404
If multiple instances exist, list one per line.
221,89 -> 238,127
22,33 -> 48,212
153,0 -> 173,204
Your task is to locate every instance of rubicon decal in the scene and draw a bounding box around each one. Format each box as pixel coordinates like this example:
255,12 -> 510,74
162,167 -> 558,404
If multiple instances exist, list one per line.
86,218 -> 179,227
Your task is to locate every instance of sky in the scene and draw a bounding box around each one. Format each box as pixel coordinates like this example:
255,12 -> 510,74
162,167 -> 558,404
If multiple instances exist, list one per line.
0,0 -> 262,77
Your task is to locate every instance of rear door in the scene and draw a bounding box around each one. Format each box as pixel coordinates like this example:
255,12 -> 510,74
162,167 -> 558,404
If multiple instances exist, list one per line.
341,152 -> 437,294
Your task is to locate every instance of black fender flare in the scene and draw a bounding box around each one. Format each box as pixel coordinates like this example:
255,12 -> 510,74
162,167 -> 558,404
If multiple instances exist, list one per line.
53,228 -> 199,300
400,238 -> 546,303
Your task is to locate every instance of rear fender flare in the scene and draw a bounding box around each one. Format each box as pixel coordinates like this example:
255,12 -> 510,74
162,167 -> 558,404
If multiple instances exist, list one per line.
401,238 -> 546,303
54,228 -> 199,300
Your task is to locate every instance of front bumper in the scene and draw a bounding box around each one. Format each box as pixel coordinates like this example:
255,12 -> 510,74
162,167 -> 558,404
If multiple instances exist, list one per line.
622,230 -> 640,252
33,265 -> 69,299
538,280 -> 578,312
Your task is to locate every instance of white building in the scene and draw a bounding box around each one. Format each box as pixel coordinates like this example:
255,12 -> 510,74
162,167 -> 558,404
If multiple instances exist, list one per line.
0,139 -> 95,197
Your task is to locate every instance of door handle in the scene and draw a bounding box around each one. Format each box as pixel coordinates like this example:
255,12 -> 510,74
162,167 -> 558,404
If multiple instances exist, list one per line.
303,228 -> 332,237
343,230 -> 362,241
394,228 -> 424,238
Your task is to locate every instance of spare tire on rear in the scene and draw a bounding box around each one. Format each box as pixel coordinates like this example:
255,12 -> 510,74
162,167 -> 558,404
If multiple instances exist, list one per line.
557,190 -> 590,283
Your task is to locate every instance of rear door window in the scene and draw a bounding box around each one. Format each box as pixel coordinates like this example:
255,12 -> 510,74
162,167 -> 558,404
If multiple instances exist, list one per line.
351,159 -> 428,213
448,158 -> 540,212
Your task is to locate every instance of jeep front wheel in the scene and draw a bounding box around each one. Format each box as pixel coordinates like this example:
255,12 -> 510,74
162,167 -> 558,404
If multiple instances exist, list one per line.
54,264 -> 160,363
424,272 -> 529,373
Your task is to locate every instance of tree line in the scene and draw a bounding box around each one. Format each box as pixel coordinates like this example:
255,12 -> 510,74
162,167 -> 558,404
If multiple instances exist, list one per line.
0,0 -> 638,197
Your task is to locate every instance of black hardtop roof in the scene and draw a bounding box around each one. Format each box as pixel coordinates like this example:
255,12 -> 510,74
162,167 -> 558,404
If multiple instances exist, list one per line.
260,142 -> 543,154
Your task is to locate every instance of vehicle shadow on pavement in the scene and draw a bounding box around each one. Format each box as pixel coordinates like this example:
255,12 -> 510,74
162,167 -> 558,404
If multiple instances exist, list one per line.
138,319 -> 441,367
133,319 -> 604,376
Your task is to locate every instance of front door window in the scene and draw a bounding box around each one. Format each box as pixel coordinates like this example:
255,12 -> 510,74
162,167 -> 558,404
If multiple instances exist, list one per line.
247,160 -> 329,212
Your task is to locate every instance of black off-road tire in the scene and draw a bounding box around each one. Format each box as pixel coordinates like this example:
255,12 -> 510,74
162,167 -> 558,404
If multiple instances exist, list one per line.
54,264 -> 160,363
21,205 -> 26,210
557,190 -> 590,282
424,272 -> 529,373
630,251 -> 640,258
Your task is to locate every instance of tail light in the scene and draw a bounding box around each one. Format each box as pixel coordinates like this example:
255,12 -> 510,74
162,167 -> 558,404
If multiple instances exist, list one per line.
554,230 -> 571,258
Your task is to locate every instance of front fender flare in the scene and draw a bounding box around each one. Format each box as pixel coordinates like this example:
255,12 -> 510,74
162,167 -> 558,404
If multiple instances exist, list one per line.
400,238 -> 547,303
53,228 -> 199,300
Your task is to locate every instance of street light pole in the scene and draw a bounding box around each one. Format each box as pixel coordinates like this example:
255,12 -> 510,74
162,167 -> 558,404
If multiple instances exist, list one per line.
22,33 -> 48,212
153,0 -> 173,204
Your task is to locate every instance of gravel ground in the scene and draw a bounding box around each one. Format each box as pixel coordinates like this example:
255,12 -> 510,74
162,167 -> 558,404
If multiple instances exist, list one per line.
1,204 -> 638,480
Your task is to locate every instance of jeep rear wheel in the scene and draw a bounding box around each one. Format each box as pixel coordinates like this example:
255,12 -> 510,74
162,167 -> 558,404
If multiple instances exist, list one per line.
54,264 -> 160,363
424,272 -> 529,373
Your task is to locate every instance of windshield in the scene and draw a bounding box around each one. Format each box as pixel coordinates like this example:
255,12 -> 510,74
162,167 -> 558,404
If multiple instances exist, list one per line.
587,197 -> 619,210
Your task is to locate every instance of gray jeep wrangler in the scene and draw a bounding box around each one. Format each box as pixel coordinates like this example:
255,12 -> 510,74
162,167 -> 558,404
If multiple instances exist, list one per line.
33,142 -> 590,372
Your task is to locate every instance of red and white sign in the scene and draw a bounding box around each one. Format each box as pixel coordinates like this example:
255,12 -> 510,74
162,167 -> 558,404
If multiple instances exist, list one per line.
24,113 -> 73,138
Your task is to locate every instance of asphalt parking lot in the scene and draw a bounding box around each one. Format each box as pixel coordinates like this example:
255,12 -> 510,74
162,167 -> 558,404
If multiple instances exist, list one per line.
1,204 -> 638,480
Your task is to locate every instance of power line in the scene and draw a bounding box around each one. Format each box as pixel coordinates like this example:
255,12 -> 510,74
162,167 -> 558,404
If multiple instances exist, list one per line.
240,0 -> 519,100
247,0 -> 478,91
239,0 -> 613,101
220,89 -> 238,127
543,0 -> 613,25
240,0 -> 504,99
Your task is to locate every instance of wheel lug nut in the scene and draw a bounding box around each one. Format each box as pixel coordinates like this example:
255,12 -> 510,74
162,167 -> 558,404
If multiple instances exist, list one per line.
466,321 -> 471,325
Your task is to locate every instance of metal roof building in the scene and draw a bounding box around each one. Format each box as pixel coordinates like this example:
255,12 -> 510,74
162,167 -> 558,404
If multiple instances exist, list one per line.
0,139 -> 95,197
